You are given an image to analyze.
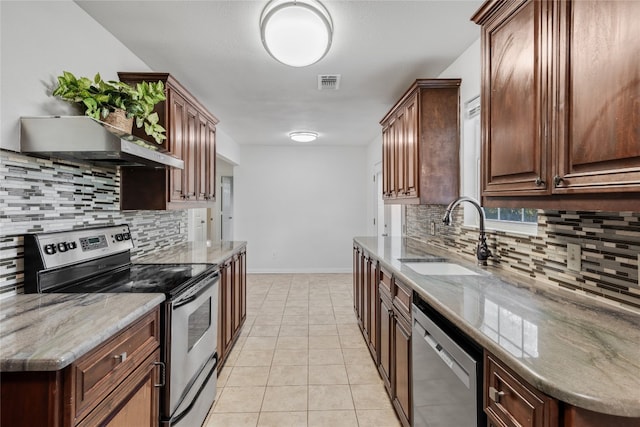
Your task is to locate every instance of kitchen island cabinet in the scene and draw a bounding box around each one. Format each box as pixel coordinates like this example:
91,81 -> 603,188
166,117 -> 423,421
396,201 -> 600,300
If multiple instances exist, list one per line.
0,295 -> 164,427
117,72 -> 218,210
353,236 -> 640,424
473,0 -> 640,210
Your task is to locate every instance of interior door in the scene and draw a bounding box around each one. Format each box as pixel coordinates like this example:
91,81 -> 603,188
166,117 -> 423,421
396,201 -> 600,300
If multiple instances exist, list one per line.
188,208 -> 207,242
221,176 -> 234,241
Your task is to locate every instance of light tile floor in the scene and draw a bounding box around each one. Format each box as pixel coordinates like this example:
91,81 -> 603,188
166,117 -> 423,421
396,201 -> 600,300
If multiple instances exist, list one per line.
203,273 -> 401,427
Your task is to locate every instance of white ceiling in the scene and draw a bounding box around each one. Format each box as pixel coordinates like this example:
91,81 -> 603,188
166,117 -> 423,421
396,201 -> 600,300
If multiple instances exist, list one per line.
76,0 -> 482,146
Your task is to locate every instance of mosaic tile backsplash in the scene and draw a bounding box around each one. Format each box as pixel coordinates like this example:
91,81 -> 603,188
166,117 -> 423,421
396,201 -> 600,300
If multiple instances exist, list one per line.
0,150 -> 188,298
406,205 -> 640,310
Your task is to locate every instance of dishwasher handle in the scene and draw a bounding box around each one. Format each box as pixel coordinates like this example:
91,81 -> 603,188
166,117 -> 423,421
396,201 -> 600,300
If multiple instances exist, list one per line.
414,320 -> 471,389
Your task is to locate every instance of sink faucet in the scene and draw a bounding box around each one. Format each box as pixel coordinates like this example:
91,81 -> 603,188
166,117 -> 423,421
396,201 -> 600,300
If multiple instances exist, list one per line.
442,196 -> 493,265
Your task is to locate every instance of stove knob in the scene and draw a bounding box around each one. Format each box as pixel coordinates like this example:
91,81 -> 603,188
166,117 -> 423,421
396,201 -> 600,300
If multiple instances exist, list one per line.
67,241 -> 77,250
57,242 -> 68,252
115,234 -> 124,241
44,244 -> 57,255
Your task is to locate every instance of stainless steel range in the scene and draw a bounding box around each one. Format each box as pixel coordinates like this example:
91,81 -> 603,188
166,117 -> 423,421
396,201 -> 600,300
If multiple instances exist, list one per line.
24,224 -> 218,427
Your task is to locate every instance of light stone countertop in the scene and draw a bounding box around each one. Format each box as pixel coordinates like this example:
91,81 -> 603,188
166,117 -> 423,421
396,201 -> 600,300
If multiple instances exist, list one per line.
354,236 -> 640,418
0,293 -> 165,372
135,240 -> 247,265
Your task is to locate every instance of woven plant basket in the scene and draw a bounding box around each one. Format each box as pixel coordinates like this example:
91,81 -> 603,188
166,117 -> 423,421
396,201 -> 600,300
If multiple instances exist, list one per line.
102,109 -> 134,133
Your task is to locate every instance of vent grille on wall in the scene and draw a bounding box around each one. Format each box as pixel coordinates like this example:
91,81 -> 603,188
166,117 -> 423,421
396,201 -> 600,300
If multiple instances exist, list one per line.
465,95 -> 481,119
318,74 -> 341,90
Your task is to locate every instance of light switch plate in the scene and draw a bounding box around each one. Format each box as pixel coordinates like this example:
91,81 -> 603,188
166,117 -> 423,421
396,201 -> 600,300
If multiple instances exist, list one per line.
430,221 -> 436,235
567,243 -> 581,272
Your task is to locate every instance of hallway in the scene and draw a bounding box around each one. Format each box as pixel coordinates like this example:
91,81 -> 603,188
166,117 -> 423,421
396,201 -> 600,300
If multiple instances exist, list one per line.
203,273 -> 401,427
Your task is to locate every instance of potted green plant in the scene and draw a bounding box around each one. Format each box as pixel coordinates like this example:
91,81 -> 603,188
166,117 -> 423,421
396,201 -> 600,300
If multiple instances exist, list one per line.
52,71 -> 167,144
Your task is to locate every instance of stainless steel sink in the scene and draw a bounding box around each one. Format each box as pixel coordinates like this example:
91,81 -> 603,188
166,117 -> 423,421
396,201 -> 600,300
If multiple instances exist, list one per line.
403,262 -> 479,276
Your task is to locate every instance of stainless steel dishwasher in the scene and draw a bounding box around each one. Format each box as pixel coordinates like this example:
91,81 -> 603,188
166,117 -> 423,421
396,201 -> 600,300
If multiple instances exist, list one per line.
412,296 -> 484,427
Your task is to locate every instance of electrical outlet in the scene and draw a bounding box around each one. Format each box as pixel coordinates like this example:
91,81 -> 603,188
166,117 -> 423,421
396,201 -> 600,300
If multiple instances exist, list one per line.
430,221 -> 436,235
567,243 -> 581,272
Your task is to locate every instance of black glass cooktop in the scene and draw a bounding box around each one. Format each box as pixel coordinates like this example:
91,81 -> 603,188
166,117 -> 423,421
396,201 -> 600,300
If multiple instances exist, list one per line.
50,263 -> 215,296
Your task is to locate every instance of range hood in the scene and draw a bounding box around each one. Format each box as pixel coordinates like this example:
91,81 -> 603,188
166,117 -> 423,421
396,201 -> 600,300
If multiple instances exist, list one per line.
20,116 -> 184,169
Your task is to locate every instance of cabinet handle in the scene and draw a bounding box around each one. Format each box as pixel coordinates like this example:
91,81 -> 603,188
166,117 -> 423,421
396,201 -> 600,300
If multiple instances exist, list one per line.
113,352 -> 127,363
553,175 -> 565,187
153,361 -> 166,387
534,177 -> 545,187
489,386 -> 505,403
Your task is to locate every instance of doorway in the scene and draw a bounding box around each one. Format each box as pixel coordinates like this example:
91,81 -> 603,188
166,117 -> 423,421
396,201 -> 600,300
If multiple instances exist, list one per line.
188,208 -> 208,242
221,176 -> 234,241
374,164 -> 402,238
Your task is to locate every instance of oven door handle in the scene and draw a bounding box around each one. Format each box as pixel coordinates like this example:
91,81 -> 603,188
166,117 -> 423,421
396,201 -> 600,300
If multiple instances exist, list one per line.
173,272 -> 219,308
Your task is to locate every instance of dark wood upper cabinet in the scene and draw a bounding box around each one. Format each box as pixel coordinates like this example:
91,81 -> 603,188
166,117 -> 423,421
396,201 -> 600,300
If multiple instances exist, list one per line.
479,0 -> 550,196
380,79 -> 461,205
118,72 -> 219,210
554,0 -> 640,195
473,0 -> 640,210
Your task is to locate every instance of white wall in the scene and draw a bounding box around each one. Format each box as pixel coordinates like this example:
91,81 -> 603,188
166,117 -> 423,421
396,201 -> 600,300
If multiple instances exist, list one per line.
437,38 -> 481,224
0,1 -> 152,151
365,133 -> 383,236
216,126 -> 241,166
234,145 -> 368,273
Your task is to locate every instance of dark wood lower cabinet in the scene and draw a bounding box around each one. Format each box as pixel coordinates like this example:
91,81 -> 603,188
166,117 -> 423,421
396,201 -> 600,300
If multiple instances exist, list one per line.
379,288 -> 393,394
217,248 -> 247,369
369,265 -> 411,427
393,313 -> 411,427
0,308 -> 161,427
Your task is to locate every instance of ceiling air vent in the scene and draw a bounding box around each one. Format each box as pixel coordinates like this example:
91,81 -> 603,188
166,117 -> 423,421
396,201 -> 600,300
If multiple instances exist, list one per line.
318,74 -> 341,91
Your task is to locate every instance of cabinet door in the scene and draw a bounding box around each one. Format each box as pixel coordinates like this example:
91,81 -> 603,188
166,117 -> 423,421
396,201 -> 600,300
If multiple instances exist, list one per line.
197,118 -> 208,201
206,123 -> 217,201
396,108 -> 407,197
223,261 -> 234,350
239,251 -> 246,322
404,95 -> 419,198
184,106 -> 198,200
233,254 -> 242,334
367,258 -> 378,359
168,90 -> 187,202
379,290 -> 393,395
353,246 -> 359,313
393,314 -> 411,427
362,254 -> 371,342
554,0 -> 640,194
388,117 -> 398,198
382,127 -> 391,198
481,0 -> 550,196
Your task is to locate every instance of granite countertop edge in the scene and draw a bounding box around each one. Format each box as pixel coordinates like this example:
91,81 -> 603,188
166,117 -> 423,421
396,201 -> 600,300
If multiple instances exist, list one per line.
354,236 -> 640,418
0,294 -> 165,372
135,240 -> 247,265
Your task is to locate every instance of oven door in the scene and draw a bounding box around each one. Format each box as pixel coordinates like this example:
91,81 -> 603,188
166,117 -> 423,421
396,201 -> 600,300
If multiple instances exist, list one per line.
169,271 -> 218,418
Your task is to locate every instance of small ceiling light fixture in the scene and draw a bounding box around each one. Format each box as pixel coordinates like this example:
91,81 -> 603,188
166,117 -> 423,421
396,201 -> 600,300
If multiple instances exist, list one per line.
260,0 -> 333,67
289,131 -> 318,142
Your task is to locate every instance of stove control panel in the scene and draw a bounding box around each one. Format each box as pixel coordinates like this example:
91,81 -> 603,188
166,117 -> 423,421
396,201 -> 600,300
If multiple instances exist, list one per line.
32,225 -> 134,269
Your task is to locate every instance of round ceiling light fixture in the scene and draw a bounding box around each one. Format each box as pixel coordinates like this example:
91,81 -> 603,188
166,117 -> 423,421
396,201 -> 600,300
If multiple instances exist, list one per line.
260,0 -> 333,67
289,131 -> 318,142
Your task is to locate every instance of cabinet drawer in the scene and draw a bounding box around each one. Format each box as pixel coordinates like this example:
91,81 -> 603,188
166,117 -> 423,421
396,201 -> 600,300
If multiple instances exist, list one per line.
380,267 -> 392,293
484,352 -> 558,427
393,278 -> 411,320
71,308 -> 161,423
